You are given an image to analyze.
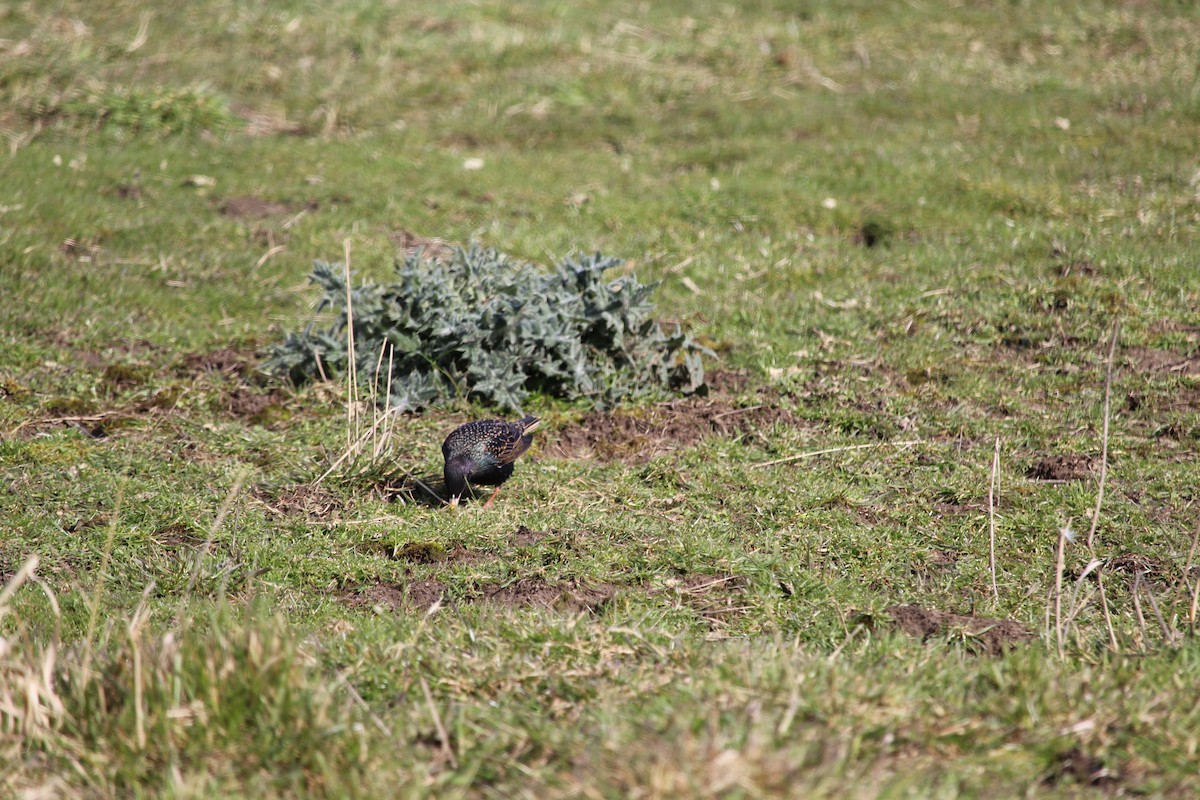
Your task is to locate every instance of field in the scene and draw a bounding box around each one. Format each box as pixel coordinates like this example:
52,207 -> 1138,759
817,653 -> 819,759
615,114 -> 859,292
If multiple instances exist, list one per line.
2,0 -> 1200,796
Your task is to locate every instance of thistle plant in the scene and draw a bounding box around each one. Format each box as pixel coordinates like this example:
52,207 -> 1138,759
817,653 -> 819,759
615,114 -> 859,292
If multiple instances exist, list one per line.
266,245 -> 708,411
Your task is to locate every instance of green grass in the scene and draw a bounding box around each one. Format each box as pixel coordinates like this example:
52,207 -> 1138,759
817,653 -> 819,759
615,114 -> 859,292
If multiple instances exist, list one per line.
3,0 -> 1200,796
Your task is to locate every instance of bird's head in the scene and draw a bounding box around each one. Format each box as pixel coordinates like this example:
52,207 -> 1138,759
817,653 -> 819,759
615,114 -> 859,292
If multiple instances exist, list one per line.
443,455 -> 471,504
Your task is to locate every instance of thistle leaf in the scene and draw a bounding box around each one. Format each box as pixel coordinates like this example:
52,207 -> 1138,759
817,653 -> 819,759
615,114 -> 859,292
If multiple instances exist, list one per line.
264,245 -> 707,411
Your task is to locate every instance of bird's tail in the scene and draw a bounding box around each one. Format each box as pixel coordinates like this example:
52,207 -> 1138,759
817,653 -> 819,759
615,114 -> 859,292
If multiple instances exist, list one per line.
516,415 -> 541,434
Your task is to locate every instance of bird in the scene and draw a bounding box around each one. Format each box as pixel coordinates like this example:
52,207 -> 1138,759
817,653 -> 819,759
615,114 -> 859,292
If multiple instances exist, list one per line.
442,415 -> 540,508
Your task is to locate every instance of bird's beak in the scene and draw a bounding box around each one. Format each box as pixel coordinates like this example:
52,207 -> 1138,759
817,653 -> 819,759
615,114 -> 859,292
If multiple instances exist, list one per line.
449,496 -> 459,508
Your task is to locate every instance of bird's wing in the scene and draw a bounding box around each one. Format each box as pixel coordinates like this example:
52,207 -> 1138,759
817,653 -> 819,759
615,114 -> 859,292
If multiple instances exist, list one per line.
488,422 -> 536,464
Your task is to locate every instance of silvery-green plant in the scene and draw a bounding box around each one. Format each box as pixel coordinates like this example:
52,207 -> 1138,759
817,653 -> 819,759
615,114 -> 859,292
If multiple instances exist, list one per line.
266,245 -> 707,411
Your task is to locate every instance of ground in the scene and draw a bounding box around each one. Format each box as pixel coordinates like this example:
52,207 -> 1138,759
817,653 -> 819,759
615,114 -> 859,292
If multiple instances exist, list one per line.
1,1 -> 1200,797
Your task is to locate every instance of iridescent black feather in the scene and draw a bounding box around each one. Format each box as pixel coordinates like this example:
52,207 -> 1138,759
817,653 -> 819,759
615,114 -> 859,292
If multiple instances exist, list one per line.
442,416 -> 540,503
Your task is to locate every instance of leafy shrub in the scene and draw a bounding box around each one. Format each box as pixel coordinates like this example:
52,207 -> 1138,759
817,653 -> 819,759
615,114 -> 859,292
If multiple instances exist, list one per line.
265,245 -> 708,411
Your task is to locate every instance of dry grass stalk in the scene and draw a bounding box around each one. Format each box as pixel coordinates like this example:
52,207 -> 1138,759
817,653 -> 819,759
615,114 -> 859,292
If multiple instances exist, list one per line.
0,557 -> 66,737
1184,523 -> 1200,637
82,501 -> 121,686
370,338 -> 387,441
175,470 -> 248,629
377,343 -> 396,460
1053,525 -> 1068,659
419,676 -> 457,768
1096,570 -> 1119,652
1062,558 -> 1103,647
314,255 -> 402,487
1086,318 -> 1119,550
1190,576 -> 1200,637
0,555 -> 40,615
128,583 -> 156,750
987,437 -> 1000,602
343,238 -> 358,456
1140,575 -> 1176,647
314,397 -> 401,486
333,668 -> 393,737
1131,571 -> 1149,652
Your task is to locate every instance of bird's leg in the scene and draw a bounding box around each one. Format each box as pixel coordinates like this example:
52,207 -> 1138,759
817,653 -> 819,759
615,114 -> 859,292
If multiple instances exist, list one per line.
482,486 -> 502,509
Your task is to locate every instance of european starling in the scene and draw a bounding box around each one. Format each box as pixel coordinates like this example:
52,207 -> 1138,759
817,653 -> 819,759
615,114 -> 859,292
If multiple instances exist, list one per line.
442,416 -> 540,507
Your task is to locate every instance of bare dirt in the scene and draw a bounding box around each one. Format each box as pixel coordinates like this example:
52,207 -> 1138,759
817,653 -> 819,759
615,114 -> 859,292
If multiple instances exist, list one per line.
389,229 -> 454,260
1042,747 -> 1121,790
546,374 -> 803,464
1026,454 -> 1095,481
255,484 -> 342,519
482,578 -> 617,613
1123,345 -> 1200,377
656,572 -> 749,626
218,195 -> 304,220
345,579 -> 449,612
172,344 -> 292,424
885,604 -> 1034,655
377,473 -> 448,506
174,345 -> 260,378
345,576 -> 616,614
222,386 -> 288,424
151,522 -> 207,550
387,542 -> 490,565
513,525 -> 550,547
910,550 -> 961,578
1100,552 -> 1185,592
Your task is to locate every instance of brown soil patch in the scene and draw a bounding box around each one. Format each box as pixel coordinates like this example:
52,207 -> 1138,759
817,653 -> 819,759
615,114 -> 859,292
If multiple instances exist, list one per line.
386,542 -> 488,565
910,550 -> 960,577
236,106 -> 304,137
389,229 -> 454,260
1026,453 -> 1094,481
219,195 -> 296,220
704,368 -> 754,395
1123,346 -> 1200,377
9,409 -> 138,441
101,181 -> 144,201
886,604 -> 1033,655
1105,553 -> 1160,577
255,484 -> 341,519
1148,387 -> 1200,415
60,237 -> 101,260
482,578 -> 616,613
62,343 -> 161,375
997,332 -> 1085,353
376,473 -> 447,506
513,525 -> 549,546
63,513 -> 111,532
1102,553 -> 1179,591
222,386 -> 288,424
346,579 -> 449,613
70,350 -> 109,370
547,395 -> 800,464
930,501 -> 981,518
343,576 -> 614,614
100,363 -> 152,390
151,522 -> 206,550
1058,260 -> 1098,278
1042,747 -> 1120,790
657,573 -> 749,626
175,345 -> 259,378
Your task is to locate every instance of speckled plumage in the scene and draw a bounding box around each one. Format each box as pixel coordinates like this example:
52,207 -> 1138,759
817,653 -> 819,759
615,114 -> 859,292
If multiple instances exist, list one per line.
442,416 -> 540,506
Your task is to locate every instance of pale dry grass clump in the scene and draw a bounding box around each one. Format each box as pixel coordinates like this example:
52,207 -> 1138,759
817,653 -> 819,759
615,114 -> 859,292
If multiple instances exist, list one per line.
0,557 -> 376,799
